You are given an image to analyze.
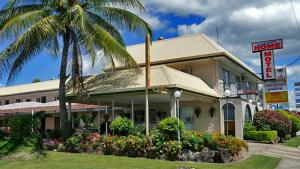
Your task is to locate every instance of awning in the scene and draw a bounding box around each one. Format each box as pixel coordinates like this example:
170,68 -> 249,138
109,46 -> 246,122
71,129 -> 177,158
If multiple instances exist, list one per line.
0,101 -> 99,115
67,65 -> 220,98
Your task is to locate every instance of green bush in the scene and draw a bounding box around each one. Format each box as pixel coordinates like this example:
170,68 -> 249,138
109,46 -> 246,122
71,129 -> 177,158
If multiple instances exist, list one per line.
49,128 -> 61,139
254,110 -> 291,139
244,130 -> 277,143
244,122 -> 256,132
100,135 -> 118,155
277,110 -> 300,137
0,130 -> 8,140
110,117 -> 134,136
8,115 -> 40,144
157,117 -> 185,140
157,141 -> 182,161
65,134 -> 83,153
182,131 -> 204,151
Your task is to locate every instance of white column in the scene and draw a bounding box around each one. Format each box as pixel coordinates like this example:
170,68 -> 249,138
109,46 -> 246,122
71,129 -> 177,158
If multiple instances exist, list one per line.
131,97 -> 134,124
170,93 -> 177,117
98,101 -> 100,133
105,106 -> 108,135
112,99 -> 115,120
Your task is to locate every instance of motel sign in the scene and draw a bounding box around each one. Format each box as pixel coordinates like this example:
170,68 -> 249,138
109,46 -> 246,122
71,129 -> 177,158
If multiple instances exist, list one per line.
252,39 -> 283,53
252,39 -> 283,81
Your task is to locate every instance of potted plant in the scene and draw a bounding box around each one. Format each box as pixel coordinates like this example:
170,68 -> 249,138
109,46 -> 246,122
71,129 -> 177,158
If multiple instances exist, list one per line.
194,107 -> 202,118
209,107 -> 216,118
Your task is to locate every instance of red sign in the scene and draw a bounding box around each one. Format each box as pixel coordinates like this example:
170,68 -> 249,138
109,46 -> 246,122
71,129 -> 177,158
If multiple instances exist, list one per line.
262,50 -> 275,80
252,39 -> 283,53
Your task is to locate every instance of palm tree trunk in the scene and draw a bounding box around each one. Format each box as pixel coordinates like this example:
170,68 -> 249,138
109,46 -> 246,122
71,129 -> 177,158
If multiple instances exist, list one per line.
60,28 -> 71,139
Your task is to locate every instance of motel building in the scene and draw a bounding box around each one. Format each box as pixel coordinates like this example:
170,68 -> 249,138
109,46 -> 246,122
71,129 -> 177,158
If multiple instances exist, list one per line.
0,34 -> 262,139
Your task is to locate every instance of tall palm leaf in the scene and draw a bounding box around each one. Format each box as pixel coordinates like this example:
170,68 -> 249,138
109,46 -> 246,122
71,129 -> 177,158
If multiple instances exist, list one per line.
0,0 -> 152,138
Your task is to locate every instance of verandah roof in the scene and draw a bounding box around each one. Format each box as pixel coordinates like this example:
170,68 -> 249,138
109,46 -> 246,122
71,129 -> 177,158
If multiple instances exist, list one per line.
67,65 -> 220,99
0,101 -> 98,115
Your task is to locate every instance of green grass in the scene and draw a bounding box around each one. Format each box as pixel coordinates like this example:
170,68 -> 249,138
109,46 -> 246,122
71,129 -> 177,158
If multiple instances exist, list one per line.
0,151 -> 280,169
281,136 -> 300,147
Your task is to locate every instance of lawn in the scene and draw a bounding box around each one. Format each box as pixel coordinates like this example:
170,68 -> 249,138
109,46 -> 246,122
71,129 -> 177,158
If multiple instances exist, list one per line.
0,151 -> 280,169
281,136 -> 300,148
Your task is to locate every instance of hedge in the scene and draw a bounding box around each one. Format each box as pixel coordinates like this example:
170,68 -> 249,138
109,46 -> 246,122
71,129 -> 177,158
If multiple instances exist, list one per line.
244,130 -> 277,143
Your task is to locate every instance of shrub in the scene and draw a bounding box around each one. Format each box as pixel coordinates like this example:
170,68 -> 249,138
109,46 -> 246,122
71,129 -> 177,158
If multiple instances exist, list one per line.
100,135 -> 118,155
244,130 -> 277,143
158,141 -> 182,161
8,115 -> 33,142
277,110 -> 300,137
65,134 -> 83,153
42,138 -> 61,150
243,122 -> 256,132
110,117 -> 134,136
253,110 -> 291,139
49,128 -> 61,139
113,137 -> 128,156
0,130 -> 8,140
157,117 -> 185,141
227,136 -> 248,154
126,135 -> 142,157
86,132 -> 100,143
182,131 -> 204,152
212,132 -> 228,149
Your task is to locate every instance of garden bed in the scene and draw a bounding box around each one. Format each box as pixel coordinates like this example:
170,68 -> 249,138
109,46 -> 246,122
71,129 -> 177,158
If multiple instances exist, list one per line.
43,117 -> 248,163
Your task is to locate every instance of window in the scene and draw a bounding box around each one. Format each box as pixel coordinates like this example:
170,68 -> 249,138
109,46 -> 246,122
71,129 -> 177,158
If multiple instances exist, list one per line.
54,117 -> 60,129
149,109 -> 157,123
296,99 -> 300,104
245,81 -> 251,90
223,69 -> 230,89
54,97 -> 59,101
134,110 -> 145,124
26,99 -> 31,102
36,98 -> 41,103
5,100 -> 9,105
0,101 -> 2,105
41,96 -> 47,103
16,99 -> 21,103
296,88 -> 300,91
236,75 -> 242,90
0,120 -> 4,127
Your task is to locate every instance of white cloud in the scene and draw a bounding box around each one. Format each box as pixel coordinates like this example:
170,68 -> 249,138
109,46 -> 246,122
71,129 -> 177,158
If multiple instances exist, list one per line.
141,0 -> 300,109
82,51 -> 107,75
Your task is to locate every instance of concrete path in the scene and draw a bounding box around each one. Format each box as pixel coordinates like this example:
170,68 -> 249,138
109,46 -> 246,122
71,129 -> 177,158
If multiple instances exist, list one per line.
248,142 -> 300,169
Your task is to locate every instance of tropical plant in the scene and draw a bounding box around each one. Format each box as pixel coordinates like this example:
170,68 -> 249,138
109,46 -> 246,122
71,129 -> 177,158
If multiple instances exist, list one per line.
110,117 -> 134,136
0,0 -> 152,138
253,110 -> 291,140
157,117 -> 185,141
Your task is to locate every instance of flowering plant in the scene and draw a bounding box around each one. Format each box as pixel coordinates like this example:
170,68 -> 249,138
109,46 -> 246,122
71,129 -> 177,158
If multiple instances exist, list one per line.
42,138 -> 60,150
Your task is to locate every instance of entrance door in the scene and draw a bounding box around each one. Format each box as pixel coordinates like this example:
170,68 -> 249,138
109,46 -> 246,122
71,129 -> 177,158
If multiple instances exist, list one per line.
180,107 -> 193,130
222,103 -> 235,136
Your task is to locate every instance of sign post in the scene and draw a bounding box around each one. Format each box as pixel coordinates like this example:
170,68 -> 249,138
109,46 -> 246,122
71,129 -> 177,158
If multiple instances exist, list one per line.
252,39 -> 285,109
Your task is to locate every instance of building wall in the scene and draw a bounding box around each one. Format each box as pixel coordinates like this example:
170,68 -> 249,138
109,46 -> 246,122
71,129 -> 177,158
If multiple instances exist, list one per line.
180,100 -> 221,133
0,90 -> 58,105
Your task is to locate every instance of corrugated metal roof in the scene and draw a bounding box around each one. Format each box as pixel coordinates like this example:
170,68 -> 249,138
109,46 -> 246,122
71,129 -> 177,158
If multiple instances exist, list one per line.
0,80 -> 59,96
72,65 -> 220,98
117,34 -> 258,78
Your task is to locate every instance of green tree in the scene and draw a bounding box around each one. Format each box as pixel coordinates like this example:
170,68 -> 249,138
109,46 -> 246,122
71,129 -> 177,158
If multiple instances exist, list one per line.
0,0 -> 152,138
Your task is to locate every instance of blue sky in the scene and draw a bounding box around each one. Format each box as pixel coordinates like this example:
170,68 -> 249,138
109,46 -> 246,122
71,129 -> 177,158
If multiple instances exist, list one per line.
1,0 -> 300,109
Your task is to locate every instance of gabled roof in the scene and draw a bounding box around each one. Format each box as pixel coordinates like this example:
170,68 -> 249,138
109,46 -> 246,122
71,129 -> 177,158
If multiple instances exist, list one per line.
70,65 -> 220,98
0,80 -> 59,97
121,34 -> 259,79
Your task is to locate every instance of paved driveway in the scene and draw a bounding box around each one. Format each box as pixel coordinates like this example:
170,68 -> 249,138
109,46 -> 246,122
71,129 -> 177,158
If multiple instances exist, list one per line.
248,142 -> 300,169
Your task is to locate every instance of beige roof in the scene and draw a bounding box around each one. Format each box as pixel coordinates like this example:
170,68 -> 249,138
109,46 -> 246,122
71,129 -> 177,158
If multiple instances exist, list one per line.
0,80 -> 59,96
71,65 -> 220,98
117,34 -> 258,78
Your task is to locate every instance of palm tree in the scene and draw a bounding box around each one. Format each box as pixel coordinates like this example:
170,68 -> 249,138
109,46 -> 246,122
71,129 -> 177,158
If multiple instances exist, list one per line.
0,0 -> 152,138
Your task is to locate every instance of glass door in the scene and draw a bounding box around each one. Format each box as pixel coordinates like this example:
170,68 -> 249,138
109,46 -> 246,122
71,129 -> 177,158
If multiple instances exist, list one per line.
180,107 -> 194,130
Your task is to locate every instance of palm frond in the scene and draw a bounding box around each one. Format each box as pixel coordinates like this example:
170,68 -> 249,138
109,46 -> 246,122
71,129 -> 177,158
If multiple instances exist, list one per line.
87,0 -> 145,10
86,11 -> 125,46
0,10 -> 49,40
0,15 -> 62,81
89,6 -> 152,37
91,23 -> 137,68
